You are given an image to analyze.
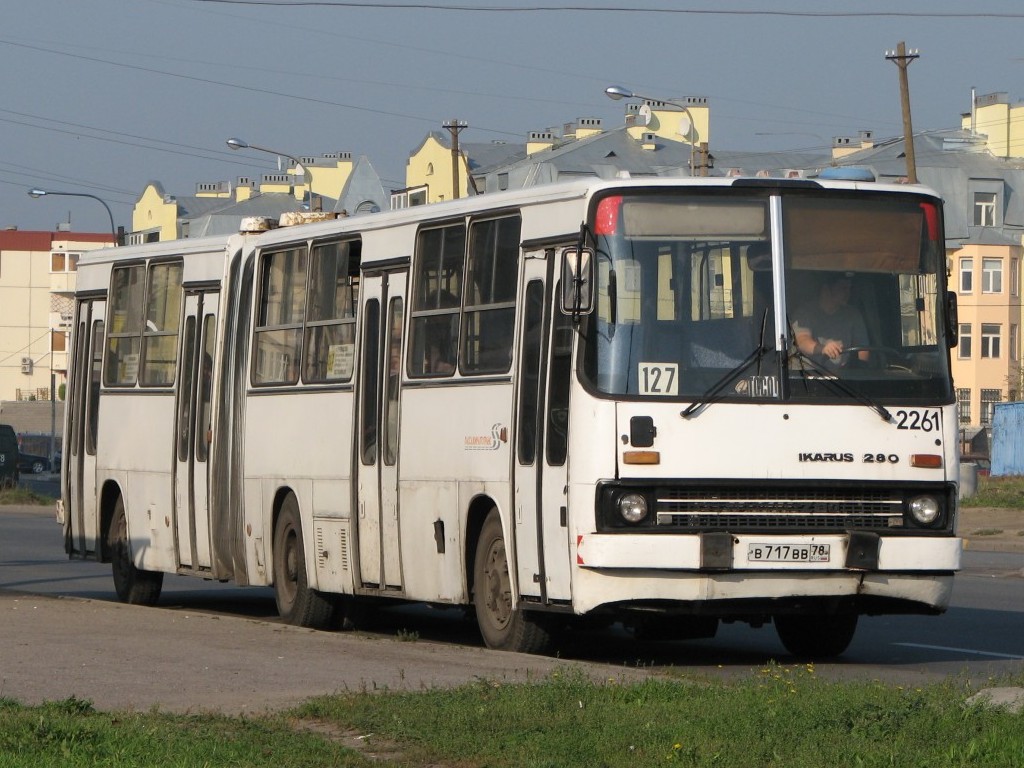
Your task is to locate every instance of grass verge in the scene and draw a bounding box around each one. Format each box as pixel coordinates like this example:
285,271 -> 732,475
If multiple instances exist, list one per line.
961,475 -> 1024,508
0,487 -> 56,506
4,669 -> 1020,767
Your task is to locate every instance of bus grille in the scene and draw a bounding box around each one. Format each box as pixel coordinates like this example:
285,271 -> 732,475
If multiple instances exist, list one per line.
655,488 -> 905,532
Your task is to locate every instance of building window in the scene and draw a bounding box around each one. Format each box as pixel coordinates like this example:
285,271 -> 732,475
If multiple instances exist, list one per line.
959,258 -> 973,293
50,330 -> 67,352
981,388 -> 1002,425
981,323 -> 1001,358
958,323 -> 972,358
1012,258 -> 1019,297
1013,324 -> 1020,362
51,252 -> 81,273
982,257 -> 1002,293
957,388 -> 972,424
974,192 -> 996,226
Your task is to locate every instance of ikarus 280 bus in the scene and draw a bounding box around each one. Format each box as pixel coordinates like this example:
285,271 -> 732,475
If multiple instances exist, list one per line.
59,175 -> 960,657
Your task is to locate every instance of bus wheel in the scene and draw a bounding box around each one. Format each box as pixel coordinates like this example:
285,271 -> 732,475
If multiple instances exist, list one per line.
473,509 -> 551,654
774,613 -> 858,658
109,496 -> 163,606
272,494 -> 337,629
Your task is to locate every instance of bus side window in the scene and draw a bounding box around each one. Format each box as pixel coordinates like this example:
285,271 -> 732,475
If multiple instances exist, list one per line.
409,223 -> 465,377
303,239 -> 359,383
461,215 -> 520,374
104,264 -> 146,386
253,247 -> 306,385
140,261 -> 183,386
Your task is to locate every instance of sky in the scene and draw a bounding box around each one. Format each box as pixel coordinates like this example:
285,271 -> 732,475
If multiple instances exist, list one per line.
1,0 -> 1022,234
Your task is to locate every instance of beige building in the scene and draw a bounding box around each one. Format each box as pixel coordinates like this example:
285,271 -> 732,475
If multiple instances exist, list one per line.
132,153 -> 387,242
961,91 -> 1024,160
0,229 -> 114,403
401,98 -> 713,205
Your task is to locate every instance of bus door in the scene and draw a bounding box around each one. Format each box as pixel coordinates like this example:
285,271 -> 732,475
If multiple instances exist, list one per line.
65,300 -> 104,557
513,248 -> 573,604
355,270 -> 407,591
173,291 -> 219,571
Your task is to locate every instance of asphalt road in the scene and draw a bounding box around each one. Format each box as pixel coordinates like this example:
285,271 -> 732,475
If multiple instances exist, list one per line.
1,503 -> 1022,714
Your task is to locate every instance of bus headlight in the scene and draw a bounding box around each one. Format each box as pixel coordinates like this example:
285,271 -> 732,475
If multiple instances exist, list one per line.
618,492 -> 649,524
908,495 -> 941,526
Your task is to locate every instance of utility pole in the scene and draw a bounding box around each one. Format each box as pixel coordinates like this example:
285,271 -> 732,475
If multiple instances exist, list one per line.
885,42 -> 920,184
443,119 -> 468,200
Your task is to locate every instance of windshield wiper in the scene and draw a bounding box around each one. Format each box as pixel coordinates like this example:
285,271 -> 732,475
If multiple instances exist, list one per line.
786,345 -> 892,423
682,309 -> 774,419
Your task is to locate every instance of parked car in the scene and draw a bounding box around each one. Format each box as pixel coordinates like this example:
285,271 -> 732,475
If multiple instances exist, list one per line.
0,424 -> 18,488
961,453 -> 991,476
17,452 -> 50,474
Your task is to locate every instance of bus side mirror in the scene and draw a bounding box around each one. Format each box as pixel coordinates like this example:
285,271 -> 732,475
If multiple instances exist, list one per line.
560,247 -> 594,315
946,291 -> 958,348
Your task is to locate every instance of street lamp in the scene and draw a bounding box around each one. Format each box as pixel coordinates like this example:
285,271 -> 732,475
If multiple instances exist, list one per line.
27,188 -> 117,243
226,138 -> 311,208
605,85 -> 697,176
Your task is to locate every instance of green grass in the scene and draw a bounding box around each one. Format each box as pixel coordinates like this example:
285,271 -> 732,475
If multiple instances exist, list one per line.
0,697 -> 372,767
961,475 -> 1024,508
3,671 -> 1023,767
0,487 -> 55,506
297,668 -> 1024,767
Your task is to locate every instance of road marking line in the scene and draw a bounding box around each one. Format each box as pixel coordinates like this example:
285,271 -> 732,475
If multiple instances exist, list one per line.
893,642 -> 1024,660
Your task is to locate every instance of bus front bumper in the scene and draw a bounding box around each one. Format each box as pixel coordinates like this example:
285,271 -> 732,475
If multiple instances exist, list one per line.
571,532 -> 960,614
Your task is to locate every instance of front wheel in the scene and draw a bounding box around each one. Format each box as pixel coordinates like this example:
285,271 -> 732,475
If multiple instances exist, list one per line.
109,496 -> 163,605
774,613 -> 858,658
473,509 -> 552,654
272,493 -> 338,629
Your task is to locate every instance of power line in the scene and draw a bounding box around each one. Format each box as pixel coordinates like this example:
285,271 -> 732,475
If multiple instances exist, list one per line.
186,1 -> 1024,18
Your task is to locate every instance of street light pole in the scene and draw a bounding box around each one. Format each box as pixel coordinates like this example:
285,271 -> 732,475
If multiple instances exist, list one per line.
27,188 -> 117,244
605,85 -> 697,176
227,138 -> 312,209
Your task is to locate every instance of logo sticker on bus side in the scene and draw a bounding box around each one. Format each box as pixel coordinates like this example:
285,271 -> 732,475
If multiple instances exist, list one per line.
638,362 -> 678,396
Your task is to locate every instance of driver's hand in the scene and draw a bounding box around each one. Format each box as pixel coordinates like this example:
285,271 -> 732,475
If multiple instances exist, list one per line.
821,339 -> 844,359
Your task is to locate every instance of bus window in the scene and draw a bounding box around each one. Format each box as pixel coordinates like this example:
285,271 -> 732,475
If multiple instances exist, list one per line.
383,297 -> 403,466
304,239 -> 360,383
546,290 -> 572,466
461,215 -> 520,374
517,280 -> 545,465
409,223 -> 465,376
104,264 -> 146,386
196,313 -> 216,463
360,299 -> 381,465
177,316 -> 197,461
253,247 -> 306,385
140,261 -> 183,386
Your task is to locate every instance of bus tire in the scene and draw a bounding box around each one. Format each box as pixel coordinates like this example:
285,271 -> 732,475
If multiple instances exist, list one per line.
774,613 -> 858,658
473,509 -> 552,654
109,495 -> 163,606
272,494 -> 337,629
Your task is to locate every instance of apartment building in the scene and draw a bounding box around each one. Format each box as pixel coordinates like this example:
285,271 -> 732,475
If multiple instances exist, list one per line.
0,229 -> 113,402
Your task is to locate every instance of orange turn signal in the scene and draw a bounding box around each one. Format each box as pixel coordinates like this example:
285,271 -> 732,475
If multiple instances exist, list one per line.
622,450 -> 660,465
910,454 -> 942,468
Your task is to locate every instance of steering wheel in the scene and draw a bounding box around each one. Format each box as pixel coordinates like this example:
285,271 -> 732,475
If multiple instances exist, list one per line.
839,346 -> 912,372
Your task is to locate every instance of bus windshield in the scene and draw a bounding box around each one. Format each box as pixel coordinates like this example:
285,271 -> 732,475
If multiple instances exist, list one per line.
580,188 -> 952,403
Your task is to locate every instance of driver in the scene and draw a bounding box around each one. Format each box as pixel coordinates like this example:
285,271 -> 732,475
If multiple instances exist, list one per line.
791,272 -> 869,368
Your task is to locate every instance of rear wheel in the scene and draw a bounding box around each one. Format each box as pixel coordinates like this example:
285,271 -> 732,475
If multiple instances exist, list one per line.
109,496 -> 163,606
473,509 -> 552,654
272,493 -> 337,629
774,613 -> 858,658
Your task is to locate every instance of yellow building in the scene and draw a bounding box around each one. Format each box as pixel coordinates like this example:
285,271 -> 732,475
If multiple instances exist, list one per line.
961,91 -> 1024,160
131,152 -> 386,242
0,229 -> 113,402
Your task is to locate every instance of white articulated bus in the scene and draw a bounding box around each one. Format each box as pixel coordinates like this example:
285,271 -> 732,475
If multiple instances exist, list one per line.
58,176 -> 961,657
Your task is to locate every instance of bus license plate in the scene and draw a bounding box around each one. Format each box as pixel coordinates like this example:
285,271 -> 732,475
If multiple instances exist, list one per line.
747,543 -> 831,563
